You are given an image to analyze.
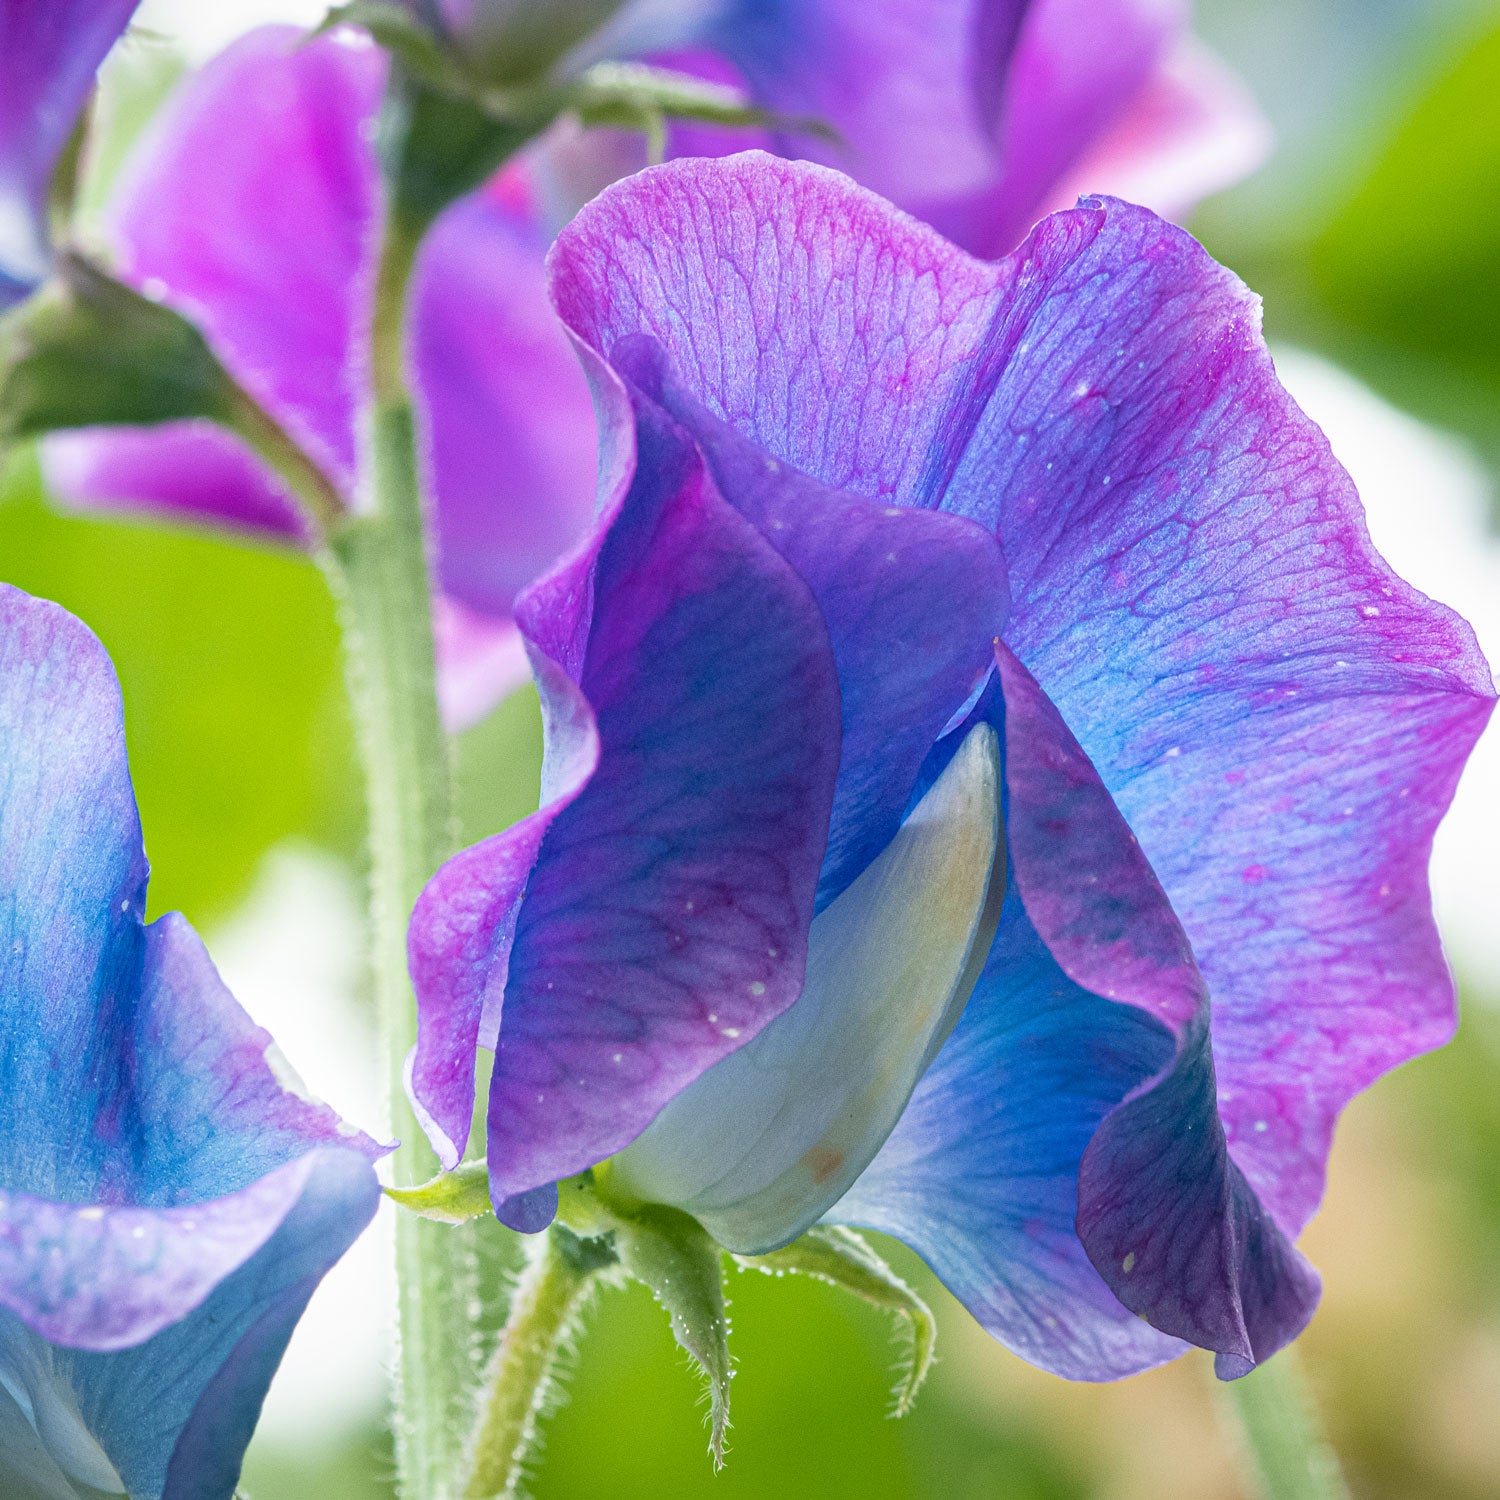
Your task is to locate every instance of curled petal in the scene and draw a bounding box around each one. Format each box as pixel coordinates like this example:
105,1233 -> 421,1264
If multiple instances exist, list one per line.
0,585 -> 380,1494
409,355 -> 844,1219
834,883 -> 1182,1380
836,649 -> 1322,1376
997,645 -> 1320,1372
0,1154 -> 326,1353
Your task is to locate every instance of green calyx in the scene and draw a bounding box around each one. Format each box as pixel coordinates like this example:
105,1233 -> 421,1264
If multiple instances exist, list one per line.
393,1161 -> 937,1486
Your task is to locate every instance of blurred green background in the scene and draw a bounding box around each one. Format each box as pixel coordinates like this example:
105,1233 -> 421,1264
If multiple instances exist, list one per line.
7,0 -> 1500,1495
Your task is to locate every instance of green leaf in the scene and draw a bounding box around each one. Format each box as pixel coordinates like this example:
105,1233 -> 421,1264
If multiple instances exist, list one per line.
735,1226 -> 936,1417
0,253 -> 239,441
612,1205 -> 733,1466
385,1160 -> 495,1225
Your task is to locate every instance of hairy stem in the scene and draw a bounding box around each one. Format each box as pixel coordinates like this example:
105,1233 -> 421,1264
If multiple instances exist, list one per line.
1221,1350 -> 1351,1500
330,276 -> 475,1492
465,1226 -> 614,1499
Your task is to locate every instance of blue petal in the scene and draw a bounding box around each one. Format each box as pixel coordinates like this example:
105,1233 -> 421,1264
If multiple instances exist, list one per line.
0,586 -> 380,1495
834,884 -> 1181,1380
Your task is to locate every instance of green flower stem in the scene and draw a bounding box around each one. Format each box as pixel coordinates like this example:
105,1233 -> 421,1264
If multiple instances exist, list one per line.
370,209 -> 424,410
465,1226 -> 614,1499
326,392 -> 477,1500
1221,1350 -> 1351,1500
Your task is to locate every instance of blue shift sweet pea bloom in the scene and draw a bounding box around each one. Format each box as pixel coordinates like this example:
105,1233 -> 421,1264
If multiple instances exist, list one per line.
407,153 -> 1495,1382
0,584 -> 381,1499
0,0 -> 140,308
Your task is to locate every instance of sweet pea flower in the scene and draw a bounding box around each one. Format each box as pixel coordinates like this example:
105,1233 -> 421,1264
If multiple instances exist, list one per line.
406,154 -> 1495,1380
43,1 -> 1264,729
0,0 -> 140,308
0,583 -> 381,1497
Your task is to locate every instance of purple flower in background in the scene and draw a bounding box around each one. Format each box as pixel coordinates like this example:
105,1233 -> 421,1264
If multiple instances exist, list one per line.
0,0 -> 140,307
44,1 -> 1264,728
406,154 -> 1495,1380
0,584 -> 381,1497
540,0 -> 1269,257
42,28 -> 599,729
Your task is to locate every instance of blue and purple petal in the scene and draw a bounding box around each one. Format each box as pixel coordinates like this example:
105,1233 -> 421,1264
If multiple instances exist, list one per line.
0,584 -> 381,1497
514,153 -> 1491,1376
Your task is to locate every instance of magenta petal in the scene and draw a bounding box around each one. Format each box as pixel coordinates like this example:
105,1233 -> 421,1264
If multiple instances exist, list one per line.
105,26 -> 385,499
41,420 -> 308,542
